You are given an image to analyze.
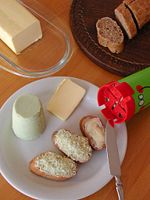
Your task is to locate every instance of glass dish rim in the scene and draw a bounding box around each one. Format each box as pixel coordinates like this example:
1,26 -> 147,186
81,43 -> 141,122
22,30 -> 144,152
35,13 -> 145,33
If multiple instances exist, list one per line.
0,0 -> 72,78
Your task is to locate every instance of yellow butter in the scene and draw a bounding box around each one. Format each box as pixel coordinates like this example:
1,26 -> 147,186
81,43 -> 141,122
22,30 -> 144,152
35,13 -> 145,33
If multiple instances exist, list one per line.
0,0 -> 42,54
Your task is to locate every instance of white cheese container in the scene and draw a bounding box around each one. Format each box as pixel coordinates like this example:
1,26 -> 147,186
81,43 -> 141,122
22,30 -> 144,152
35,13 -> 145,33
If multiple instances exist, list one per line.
12,94 -> 46,140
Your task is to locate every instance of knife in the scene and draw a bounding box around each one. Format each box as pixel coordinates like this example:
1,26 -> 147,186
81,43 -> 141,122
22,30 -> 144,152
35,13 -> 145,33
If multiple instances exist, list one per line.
105,121 -> 124,200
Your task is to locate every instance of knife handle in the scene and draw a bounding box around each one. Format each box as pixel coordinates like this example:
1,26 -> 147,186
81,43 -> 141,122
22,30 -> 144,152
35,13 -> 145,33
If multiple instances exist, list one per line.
115,176 -> 124,200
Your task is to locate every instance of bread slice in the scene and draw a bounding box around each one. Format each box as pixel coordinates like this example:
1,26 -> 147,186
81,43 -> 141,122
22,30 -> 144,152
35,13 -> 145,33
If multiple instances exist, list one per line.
96,17 -> 124,53
29,151 -> 78,181
115,3 -> 137,39
123,0 -> 150,29
52,129 -> 92,163
80,115 -> 105,151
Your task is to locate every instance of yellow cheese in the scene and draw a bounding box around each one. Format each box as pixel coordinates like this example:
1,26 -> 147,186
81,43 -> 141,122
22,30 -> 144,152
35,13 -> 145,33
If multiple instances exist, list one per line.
0,0 -> 42,54
47,79 -> 86,120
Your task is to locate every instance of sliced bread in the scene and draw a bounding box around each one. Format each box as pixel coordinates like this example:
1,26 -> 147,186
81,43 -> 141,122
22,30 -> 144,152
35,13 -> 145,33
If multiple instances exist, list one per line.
29,151 -> 78,181
123,0 -> 150,29
52,129 -> 92,163
80,115 -> 105,151
96,17 -> 124,53
115,3 -> 137,39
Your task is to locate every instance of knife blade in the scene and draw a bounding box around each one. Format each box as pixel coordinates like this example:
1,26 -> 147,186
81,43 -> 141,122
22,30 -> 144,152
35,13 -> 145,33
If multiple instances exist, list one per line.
105,121 -> 124,200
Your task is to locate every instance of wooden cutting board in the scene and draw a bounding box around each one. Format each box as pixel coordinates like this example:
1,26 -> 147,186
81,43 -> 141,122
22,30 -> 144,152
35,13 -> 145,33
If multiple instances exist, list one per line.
70,0 -> 150,76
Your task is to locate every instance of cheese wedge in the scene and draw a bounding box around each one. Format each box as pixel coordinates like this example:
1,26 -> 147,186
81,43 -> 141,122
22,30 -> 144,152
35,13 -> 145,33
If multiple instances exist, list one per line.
47,79 -> 86,120
0,0 -> 42,54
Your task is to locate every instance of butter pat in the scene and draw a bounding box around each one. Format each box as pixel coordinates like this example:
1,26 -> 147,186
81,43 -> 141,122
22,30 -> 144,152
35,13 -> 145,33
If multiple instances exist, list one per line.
0,0 -> 42,54
12,94 -> 45,140
47,79 -> 86,120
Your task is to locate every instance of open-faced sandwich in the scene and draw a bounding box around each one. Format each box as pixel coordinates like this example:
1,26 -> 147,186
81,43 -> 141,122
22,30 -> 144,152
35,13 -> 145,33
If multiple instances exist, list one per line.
29,151 -> 78,181
52,129 -> 92,163
80,115 -> 105,151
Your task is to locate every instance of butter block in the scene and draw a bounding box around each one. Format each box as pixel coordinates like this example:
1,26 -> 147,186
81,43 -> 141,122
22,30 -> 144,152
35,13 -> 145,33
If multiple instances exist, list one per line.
0,0 -> 42,54
12,94 -> 45,140
47,79 -> 86,120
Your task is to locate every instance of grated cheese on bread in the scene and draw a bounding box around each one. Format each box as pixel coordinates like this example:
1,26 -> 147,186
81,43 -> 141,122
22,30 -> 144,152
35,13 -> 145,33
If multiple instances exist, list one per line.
53,129 -> 92,163
29,151 -> 78,180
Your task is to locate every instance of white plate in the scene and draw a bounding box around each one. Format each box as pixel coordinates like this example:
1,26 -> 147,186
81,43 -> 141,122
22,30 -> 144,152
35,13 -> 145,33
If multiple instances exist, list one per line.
0,77 -> 127,200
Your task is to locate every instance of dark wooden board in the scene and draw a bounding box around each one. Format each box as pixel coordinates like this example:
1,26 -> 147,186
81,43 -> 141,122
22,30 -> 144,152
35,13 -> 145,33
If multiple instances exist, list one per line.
70,0 -> 150,76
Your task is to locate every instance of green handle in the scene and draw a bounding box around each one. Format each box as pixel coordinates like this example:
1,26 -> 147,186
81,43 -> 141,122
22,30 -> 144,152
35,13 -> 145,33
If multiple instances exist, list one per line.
119,67 -> 150,113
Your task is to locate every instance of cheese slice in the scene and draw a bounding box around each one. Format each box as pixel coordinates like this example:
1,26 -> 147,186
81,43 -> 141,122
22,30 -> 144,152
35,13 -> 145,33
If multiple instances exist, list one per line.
0,0 -> 42,54
47,79 -> 86,120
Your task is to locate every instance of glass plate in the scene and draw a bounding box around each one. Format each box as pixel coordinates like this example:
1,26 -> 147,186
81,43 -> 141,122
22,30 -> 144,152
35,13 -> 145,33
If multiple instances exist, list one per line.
0,0 -> 72,78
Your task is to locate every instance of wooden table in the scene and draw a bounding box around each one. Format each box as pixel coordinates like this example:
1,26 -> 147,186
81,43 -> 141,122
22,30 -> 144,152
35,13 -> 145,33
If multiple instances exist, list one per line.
0,0 -> 150,200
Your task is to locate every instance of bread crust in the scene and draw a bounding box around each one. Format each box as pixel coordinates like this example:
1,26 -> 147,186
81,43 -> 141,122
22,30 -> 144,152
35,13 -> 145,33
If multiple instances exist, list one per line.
123,0 -> 150,29
96,17 -> 124,53
29,151 -> 78,181
80,115 -> 105,151
115,3 -> 137,39
52,129 -> 92,163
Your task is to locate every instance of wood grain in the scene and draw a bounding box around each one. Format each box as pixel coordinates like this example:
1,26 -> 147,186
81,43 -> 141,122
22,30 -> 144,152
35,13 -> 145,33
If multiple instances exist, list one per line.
0,0 -> 150,200
70,0 -> 150,76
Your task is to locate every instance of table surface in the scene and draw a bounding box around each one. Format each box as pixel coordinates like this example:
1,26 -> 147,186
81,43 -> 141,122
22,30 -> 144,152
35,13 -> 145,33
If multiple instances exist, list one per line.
0,0 -> 150,200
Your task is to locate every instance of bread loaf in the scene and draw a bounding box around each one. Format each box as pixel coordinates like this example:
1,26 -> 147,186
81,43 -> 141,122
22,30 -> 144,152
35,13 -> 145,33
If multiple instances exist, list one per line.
52,129 -> 92,163
115,3 -> 137,39
80,115 -> 105,151
29,151 -> 78,180
96,17 -> 124,53
123,0 -> 150,29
